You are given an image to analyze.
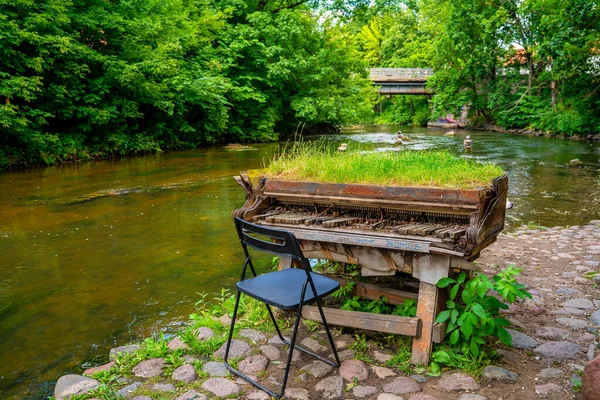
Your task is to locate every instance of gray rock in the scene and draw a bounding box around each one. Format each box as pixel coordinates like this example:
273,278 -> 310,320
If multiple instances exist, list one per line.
239,355 -> 269,375
557,253 -> 575,259
373,350 -> 392,363
506,329 -> 538,349
194,327 -> 214,341
246,391 -> 270,400
54,375 -> 101,400
300,360 -> 333,378
201,378 -> 241,397
167,338 -> 189,351
584,261 -> 600,267
556,287 -> 576,295
377,395 -> 405,400
117,382 -> 143,398
411,375 -> 427,383
534,341 -> 582,359
563,271 -> 578,278
556,317 -> 589,329
591,310 -> 600,326
315,376 -> 344,399
132,358 -> 164,378
579,333 -> 596,343
535,326 -> 571,340
181,354 -> 201,365
588,343 -> 596,361
328,349 -> 355,362
562,298 -> 595,309
268,334 -> 290,346
172,364 -> 198,383
109,344 -> 141,360
538,368 -> 564,379
174,390 -> 207,400
203,361 -> 228,377
458,396 -> 488,400
130,397 -> 152,400
535,383 -> 563,397
437,372 -> 480,391
152,383 -> 175,392
284,387 -> 310,400
550,307 -> 587,316
300,337 -> 327,353
497,349 -> 520,364
214,339 -> 251,359
339,359 -> 369,382
372,365 -> 396,379
353,385 -> 378,398
402,394 -> 439,400
383,377 -> 421,395
481,366 -> 519,382
239,328 -> 266,343
260,344 -> 281,360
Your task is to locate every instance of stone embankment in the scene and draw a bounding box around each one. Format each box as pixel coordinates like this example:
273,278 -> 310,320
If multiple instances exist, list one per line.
54,222 -> 600,400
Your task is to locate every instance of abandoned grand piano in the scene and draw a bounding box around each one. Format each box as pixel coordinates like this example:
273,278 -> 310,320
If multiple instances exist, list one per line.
233,169 -> 509,364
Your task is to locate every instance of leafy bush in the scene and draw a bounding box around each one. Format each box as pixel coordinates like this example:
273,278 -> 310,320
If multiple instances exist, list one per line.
430,266 -> 531,373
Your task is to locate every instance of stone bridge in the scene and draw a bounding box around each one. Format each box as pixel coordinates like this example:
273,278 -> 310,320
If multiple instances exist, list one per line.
369,68 -> 433,95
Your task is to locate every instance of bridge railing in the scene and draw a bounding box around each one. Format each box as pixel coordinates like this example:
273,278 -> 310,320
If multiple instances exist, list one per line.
369,68 -> 434,82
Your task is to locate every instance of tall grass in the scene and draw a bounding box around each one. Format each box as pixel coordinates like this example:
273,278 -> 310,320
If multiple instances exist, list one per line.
265,142 -> 503,189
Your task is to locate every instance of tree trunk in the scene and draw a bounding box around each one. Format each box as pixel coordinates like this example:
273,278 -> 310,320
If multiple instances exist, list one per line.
551,80 -> 557,111
527,53 -> 534,92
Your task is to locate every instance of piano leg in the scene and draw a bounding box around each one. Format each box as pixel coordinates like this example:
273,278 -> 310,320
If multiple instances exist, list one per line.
411,281 -> 439,365
410,254 -> 451,365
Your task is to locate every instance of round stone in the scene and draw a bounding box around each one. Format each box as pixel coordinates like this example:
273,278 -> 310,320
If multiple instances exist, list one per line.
54,375 -> 100,400
383,377 -> 421,395
339,359 -> 369,382
214,339 -> 251,359
506,329 -> 538,349
203,361 -> 228,377
201,378 -> 241,397
132,358 -> 164,378
353,385 -> 378,398
172,364 -> 199,383
438,372 -> 480,391
535,326 -> 571,340
481,366 -> 519,382
239,355 -> 269,375
315,376 -> 343,399
534,341 -> 582,359
256,345 -> 278,361
239,328 -> 267,343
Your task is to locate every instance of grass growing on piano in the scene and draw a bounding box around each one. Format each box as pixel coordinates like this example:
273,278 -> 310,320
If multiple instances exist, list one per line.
266,142 -> 503,189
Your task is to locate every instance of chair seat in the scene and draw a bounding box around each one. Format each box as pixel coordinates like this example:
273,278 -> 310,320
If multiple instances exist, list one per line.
237,269 -> 340,310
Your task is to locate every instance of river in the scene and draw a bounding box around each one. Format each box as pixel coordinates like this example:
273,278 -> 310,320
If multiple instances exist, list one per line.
0,126 -> 598,399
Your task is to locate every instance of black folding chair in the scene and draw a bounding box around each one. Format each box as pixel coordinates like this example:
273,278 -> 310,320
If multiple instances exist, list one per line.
224,217 -> 341,398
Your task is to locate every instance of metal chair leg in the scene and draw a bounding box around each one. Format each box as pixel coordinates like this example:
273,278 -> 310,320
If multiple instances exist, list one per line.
315,297 -> 340,366
224,291 -> 242,363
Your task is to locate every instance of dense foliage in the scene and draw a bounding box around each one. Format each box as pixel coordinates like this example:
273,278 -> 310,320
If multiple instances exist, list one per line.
0,0 -> 375,167
2,0 -> 598,168
350,0 -> 600,134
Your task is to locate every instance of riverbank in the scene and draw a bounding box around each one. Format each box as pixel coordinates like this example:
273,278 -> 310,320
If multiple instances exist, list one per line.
469,124 -> 600,142
52,221 -> 600,400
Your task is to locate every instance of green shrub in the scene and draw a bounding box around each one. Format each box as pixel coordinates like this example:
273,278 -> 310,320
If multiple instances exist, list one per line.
430,266 -> 531,374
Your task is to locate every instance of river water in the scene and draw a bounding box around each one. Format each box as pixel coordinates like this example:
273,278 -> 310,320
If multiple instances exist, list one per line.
0,126 -> 598,398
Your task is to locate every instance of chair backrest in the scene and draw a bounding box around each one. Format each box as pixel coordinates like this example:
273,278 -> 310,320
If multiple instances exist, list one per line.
234,217 -> 309,269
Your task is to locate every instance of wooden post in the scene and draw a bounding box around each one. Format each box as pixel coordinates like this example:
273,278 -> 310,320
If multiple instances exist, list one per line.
411,281 -> 439,365
410,254 -> 451,365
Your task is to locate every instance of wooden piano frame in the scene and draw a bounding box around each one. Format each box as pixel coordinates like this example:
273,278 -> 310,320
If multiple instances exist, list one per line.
233,171 -> 509,365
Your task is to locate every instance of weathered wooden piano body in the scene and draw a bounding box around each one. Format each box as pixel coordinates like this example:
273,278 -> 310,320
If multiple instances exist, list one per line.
233,170 -> 509,364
